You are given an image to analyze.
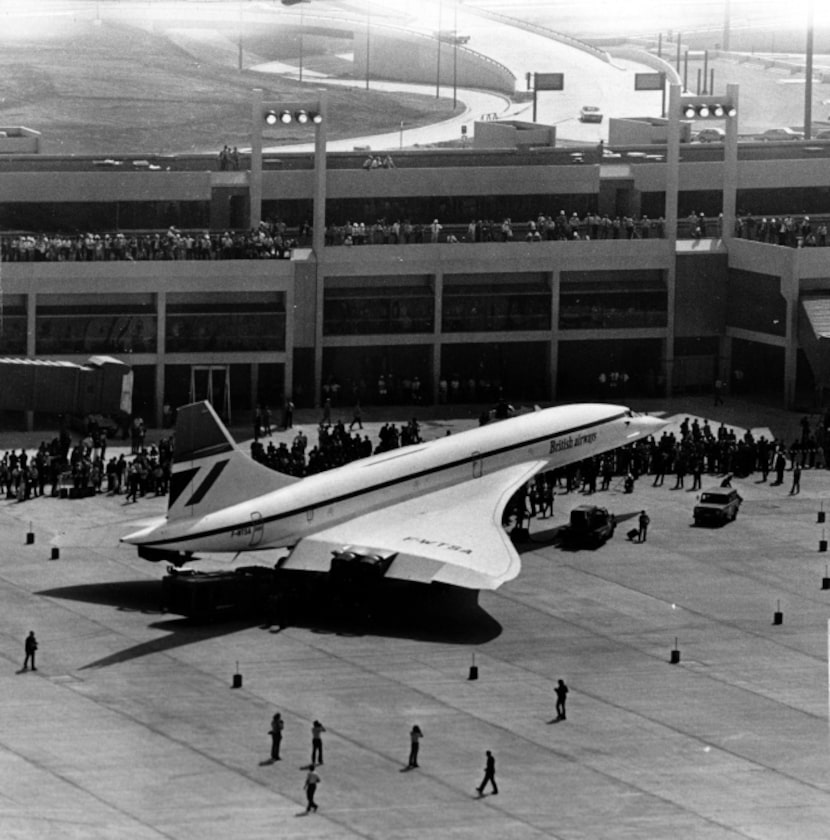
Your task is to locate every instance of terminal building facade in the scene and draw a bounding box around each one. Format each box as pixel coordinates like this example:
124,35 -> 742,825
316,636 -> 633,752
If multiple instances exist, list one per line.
2,137 -> 830,426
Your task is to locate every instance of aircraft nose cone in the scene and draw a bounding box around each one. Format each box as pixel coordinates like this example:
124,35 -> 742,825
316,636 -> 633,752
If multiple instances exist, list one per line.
624,412 -> 667,440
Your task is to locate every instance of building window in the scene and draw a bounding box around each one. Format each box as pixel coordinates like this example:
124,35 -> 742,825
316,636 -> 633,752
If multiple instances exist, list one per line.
166,292 -> 286,352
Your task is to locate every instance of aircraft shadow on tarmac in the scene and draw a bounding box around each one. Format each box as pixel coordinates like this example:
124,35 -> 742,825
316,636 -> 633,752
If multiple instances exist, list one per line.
37,577 -> 501,669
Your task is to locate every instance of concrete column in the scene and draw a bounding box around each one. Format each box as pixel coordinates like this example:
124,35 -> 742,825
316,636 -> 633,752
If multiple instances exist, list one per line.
154,290 -> 166,428
432,270 -> 443,405
664,263 -> 676,398
250,363 -> 259,412
25,292 -> 36,431
284,279 -> 295,405
313,264 -> 324,409
719,334 -> 732,386
312,92 -> 328,258
249,88 -> 263,230
663,84 -> 682,398
783,256 -> 800,408
665,84 -> 681,248
549,269 -> 559,401
722,84 -> 739,243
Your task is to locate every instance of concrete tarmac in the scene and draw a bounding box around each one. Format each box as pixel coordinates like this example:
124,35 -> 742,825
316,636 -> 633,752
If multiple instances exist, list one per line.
2,397 -> 830,838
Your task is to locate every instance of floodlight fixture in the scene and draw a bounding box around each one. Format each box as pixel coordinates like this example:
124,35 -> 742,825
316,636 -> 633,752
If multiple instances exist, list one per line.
296,109 -> 310,124
264,110 -> 279,126
680,98 -> 737,120
279,110 -> 293,124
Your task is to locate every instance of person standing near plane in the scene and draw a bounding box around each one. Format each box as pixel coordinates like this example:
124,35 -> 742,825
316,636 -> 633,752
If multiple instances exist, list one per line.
22,631 -> 38,671
304,765 -> 320,813
555,679 -> 569,721
311,720 -> 326,765
269,712 -> 283,762
790,462 -> 802,495
407,725 -> 423,768
638,510 -> 650,543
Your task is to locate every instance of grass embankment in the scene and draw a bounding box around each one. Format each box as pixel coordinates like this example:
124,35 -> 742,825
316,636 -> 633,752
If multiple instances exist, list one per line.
0,18 -> 456,155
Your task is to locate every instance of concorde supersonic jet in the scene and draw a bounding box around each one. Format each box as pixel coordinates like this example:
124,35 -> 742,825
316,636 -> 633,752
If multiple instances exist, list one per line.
122,401 -> 665,590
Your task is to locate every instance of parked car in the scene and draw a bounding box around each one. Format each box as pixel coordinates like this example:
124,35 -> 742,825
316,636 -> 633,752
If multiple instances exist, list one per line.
565,505 -> 616,545
760,127 -> 804,141
579,105 -> 603,123
693,488 -> 742,526
695,127 -> 725,143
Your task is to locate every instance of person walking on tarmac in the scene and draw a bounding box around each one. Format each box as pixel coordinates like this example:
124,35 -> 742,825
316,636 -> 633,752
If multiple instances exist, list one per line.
304,765 -> 320,813
476,750 -> 498,796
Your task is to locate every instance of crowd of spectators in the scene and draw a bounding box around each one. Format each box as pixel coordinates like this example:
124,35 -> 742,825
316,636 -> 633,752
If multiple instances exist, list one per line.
8,211 -> 830,258
529,412 -> 826,506
0,211 -> 674,261
735,213 -> 829,247
324,212 -> 668,245
1,424 -> 174,503
250,418 -> 424,477
3,404 -> 825,520
0,223 -> 302,262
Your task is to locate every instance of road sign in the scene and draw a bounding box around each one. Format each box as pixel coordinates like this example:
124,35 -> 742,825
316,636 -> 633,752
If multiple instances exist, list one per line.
635,72 -> 665,91
534,73 -> 564,91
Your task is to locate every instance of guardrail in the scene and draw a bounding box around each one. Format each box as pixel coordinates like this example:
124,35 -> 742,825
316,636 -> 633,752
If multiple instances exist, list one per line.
466,5 -> 611,64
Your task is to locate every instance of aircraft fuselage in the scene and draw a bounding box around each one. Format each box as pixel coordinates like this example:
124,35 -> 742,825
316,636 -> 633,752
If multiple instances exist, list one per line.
127,403 -> 660,556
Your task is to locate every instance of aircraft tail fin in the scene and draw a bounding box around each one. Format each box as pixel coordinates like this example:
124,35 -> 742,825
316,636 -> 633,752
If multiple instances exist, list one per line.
167,401 -> 298,521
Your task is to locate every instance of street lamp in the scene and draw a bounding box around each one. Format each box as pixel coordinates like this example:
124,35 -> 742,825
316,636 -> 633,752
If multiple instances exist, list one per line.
452,0 -> 458,109
281,0 -> 311,81
365,0 -> 371,90
435,1 -> 442,99
251,90 -> 327,257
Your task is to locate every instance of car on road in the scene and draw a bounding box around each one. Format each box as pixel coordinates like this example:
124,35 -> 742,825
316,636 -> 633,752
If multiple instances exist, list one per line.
695,127 -> 725,143
759,127 -> 804,141
579,105 -> 603,123
435,30 -> 470,45
693,488 -> 742,526
565,504 -> 616,545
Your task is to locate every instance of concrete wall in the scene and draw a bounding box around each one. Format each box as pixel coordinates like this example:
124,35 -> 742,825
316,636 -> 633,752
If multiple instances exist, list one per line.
474,122 -> 556,149
0,126 -> 41,155
354,29 -> 515,95
0,171 -> 213,202
264,164 -> 600,199
1,258 -> 294,295
609,117 -> 692,146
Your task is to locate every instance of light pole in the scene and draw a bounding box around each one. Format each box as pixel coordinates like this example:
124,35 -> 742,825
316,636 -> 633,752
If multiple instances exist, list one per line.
299,4 -> 304,82
435,0 -> 442,99
238,2 -> 243,71
251,90 -> 327,259
365,0 -> 371,90
805,0 -> 814,139
452,0 -> 458,109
